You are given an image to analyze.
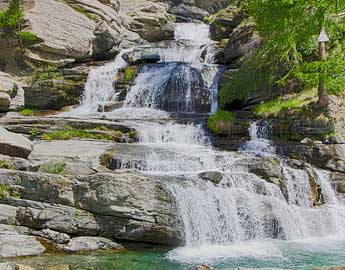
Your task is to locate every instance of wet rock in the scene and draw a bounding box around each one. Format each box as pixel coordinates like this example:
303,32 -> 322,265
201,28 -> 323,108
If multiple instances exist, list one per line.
97,101 -> 124,112
169,3 -> 209,22
161,63 -> 209,113
63,236 -> 123,253
122,50 -> 160,65
0,127 -> 33,159
233,156 -> 283,181
32,229 -> 70,244
0,235 -> 45,258
198,171 -> 223,185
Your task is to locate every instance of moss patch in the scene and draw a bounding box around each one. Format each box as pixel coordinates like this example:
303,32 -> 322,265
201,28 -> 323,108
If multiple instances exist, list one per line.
124,67 -> 136,84
20,108 -> 34,116
43,126 -> 115,141
207,110 -> 235,134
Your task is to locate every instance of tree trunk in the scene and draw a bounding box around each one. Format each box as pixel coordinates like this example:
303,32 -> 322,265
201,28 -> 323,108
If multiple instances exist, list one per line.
317,41 -> 329,107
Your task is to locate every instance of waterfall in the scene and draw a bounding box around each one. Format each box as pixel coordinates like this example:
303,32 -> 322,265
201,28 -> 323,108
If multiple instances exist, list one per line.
64,21 -> 345,265
240,121 -> 276,155
67,49 -> 130,116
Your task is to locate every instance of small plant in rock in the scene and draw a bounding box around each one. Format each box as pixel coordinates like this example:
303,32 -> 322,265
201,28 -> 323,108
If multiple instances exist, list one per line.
39,161 -> 66,174
124,67 -> 136,84
0,160 -> 15,170
20,108 -> 34,116
0,184 -> 20,199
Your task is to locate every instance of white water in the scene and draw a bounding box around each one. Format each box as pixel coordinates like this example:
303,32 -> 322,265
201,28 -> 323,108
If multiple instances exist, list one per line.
68,49 -> 130,116
66,22 -> 345,266
240,121 -> 276,155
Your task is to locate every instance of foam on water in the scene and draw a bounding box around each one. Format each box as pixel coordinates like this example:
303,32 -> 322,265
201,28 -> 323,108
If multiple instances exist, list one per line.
167,241 -> 283,265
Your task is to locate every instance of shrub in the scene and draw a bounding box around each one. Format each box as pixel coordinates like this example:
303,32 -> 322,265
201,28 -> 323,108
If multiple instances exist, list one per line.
17,31 -> 38,46
31,66 -> 63,83
207,110 -> 235,134
0,0 -> 22,32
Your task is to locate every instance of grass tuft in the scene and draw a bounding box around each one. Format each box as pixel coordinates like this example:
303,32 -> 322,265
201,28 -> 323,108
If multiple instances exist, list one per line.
39,161 -> 66,174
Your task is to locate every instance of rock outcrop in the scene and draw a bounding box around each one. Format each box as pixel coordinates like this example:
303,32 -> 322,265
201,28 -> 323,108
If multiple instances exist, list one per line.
0,169 -> 183,258
0,127 -> 33,159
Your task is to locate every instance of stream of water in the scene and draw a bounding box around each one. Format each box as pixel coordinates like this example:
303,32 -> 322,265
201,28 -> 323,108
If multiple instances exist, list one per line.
50,23 -> 345,269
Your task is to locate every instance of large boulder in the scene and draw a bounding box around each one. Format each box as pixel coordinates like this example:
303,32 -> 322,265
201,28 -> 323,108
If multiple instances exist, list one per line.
169,3 -> 209,22
0,170 -> 183,246
0,235 -> 45,258
127,62 -> 210,113
0,127 -> 33,158
0,72 -> 25,111
63,236 -> 123,252
118,0 -> 175,42
22,0 -> 123,66
210,6 -> 247,41
24,0 -> 96,61
223,20 -> 262,67
0,92 -> 11,112
24,79 -> 83,110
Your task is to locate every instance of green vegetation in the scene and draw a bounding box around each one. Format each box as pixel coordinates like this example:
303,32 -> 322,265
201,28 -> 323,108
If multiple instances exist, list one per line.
43,125 -> 114,141
253,89 -> 317,117
0,0 -> 38,47
0,184 -> 20,199
17,31 -> 38,45
220,0 -> 345,108
31,66 -> 64,83
124,67 -> 136,84
0,160 -> 15,170
207,110 -> 235,134
39,161 -> 66,174
20,108 -> 34,116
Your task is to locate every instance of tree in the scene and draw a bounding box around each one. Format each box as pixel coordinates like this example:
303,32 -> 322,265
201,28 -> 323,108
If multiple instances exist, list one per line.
220,0 -> 345,109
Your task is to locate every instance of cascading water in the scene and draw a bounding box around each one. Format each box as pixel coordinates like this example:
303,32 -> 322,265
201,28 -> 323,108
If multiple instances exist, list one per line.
240,120 -> 276,155
67,22 -> 345,268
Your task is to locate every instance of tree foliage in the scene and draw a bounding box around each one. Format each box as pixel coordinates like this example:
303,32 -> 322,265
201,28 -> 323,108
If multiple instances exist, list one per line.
0,0 -> 38,46
220,0 -> 345,108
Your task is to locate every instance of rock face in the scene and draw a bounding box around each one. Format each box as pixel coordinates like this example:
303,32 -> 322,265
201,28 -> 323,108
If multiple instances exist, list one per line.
24,80 -> 83,110
0,127 -> 33,159
23,0 -> 123,65
0,72 -> 25,112
118,0 -> 175,43
223,20 -> 262,67
63,236 -> 123,252
0,169 -> 183,256
0,234 -> 45,258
